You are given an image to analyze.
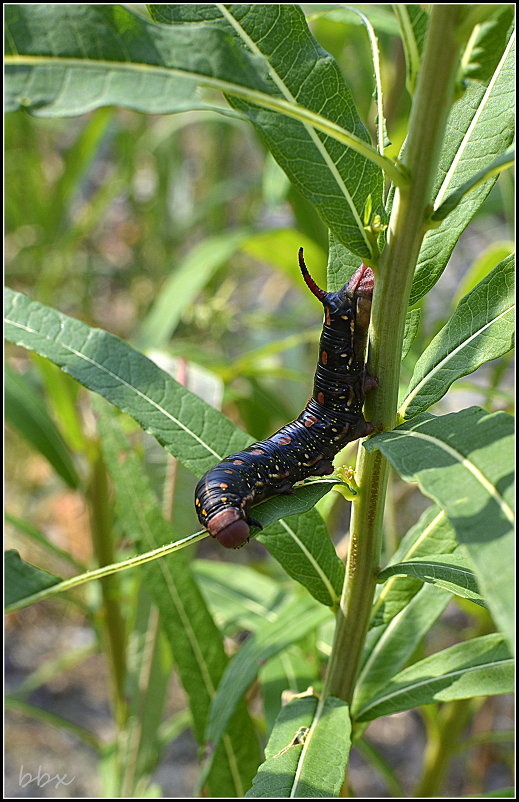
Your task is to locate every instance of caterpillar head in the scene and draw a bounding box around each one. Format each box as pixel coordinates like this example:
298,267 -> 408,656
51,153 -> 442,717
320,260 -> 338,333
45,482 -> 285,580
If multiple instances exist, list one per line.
206,507 -> 250,549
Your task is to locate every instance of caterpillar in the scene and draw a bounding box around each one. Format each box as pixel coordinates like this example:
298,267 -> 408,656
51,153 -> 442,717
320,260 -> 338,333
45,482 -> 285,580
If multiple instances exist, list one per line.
194,248 -> 376,548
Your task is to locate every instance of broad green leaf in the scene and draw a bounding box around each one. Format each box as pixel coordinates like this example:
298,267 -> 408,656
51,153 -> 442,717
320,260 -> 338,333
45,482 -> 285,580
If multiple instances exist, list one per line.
5,549 -> 60,607
326,231 -> 364,292
5,364 -> 79,488
202,595 -> 332,784
95,400 -> 261,796
6,4 -> 391,261
257,503 -> 344,609
245,693 -> 351,798
355,633 -> 514,722
148,4 -> 386,261
364,408 -> 515,651
5,288 -> 344,607
409,31 -> 515,305
137,229 -> 249,350
4,4 -> 252,116
400,255 -> 515,418
376,552 -> 485,607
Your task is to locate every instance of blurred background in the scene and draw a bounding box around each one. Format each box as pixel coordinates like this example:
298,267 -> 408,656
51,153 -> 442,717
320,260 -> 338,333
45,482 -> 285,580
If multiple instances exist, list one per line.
5,6 -> 514,797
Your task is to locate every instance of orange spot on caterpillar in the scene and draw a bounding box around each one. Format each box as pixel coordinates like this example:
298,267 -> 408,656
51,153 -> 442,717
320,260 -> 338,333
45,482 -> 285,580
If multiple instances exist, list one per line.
325,306 -> 331,325
277,435 -> 292,445
233,459 -> 245,464
251,448 -> 265,455
321,350 -> 328,365
317,392 -> 325,405
304,415 -> 318,427
219,483 -> 229,490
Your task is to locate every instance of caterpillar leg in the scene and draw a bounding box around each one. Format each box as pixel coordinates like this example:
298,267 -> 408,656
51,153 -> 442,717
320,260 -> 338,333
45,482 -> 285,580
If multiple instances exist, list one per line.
363,373 -> 378,394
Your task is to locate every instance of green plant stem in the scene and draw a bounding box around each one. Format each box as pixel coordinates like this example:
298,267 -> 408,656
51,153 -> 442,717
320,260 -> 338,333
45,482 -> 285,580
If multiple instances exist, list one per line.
87,452 -> 128,728
413,699 -> 474,797
322,5 -> 463,705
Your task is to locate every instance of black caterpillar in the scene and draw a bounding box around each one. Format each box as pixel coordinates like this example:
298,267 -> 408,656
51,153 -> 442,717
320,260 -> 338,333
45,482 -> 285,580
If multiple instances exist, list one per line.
195,248 -> 376,548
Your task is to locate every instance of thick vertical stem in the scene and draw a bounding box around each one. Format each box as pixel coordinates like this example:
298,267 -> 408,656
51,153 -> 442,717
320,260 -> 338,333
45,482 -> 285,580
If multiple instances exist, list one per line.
323,5 -> 463,704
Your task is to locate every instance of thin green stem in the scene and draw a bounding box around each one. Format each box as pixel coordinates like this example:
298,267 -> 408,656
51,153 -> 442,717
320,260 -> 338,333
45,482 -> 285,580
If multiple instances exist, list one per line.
413,699 -> 474,797
322,5 -> 463,704
87,453 -> 128,728
4,529 -> 207,614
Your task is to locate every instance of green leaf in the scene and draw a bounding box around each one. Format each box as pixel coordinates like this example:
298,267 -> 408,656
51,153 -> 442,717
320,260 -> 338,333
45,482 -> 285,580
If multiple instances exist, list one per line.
354,584 -> 452,716
202,595 -> 331,784
5,288 -> 344,607
369,504 -> 458,629
95,399 -> 261,797
431,149 -> 515,222
193,559 -> 283,633
122,591 -> 172,787
5,364 -> 79,488
460,5 -> 515,82
4,4 -> 251,115
245,694 -> 351,798
5,4 -> 392,260
400,255 -> 515,418
401,308 -> 421,360
5,550 -> 60,607
148,4 -> 387,260
355,633 -> 514,722
377,552 -> 485,607
259,646 -> 318,737
364,408 -> 515,651
409,31 -> 515,305
393,4 -> 429,95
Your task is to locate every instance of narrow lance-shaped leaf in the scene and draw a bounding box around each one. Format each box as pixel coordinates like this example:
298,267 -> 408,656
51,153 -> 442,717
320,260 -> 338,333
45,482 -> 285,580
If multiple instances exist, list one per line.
5,364 -> 79,488
400,255 -> 515,418
5,550 -> 61,608
94,400 -> 261,796
245,693 -> 351,798
5,4 -> 395,260
393,4 -> 429,95
202,596 -> 331,787
354,584 -> 452,716
148,4 -> 386,261
409,30 -> 515,305
364,408 -> 515,652
376,552 -> 485,607
431,149 -> 515,222
5,288 -> 344,606
356,633 -> 514,722
369,504 -> 458,629
353,508 -> 459,711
